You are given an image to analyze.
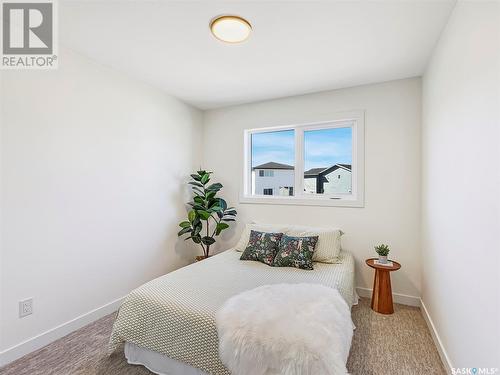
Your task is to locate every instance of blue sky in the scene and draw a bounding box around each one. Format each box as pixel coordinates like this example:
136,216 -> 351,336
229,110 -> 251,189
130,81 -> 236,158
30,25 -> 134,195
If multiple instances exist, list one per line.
251,128 -> 352,170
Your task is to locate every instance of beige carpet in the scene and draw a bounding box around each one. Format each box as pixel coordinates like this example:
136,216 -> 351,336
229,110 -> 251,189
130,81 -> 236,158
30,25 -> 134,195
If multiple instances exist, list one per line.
0,298 -> 445,375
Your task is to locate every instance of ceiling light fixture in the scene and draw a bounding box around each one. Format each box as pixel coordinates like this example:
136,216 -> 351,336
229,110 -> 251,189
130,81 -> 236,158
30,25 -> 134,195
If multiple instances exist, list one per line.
210,15 -> 252,44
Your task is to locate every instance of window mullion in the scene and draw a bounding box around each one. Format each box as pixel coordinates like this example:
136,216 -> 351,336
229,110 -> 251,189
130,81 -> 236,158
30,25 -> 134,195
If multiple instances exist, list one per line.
244,130 -> 252,196
294,127 -> 304,198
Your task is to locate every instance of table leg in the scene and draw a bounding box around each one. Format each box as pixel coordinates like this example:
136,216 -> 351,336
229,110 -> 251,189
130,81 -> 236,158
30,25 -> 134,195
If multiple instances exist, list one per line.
371,269 -> 394,314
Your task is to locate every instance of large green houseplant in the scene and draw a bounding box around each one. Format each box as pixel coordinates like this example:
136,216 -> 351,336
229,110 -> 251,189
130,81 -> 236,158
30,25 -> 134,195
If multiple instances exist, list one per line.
178,170 -> 237,259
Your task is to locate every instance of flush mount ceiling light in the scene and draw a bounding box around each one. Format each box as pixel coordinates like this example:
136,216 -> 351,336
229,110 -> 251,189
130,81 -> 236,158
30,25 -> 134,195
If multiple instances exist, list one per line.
210,15 -> 252,44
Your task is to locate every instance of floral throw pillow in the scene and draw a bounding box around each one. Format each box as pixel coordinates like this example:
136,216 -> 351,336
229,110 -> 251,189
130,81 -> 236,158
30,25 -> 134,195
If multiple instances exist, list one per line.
240,230 -> 283,266
272,235 -> 319,270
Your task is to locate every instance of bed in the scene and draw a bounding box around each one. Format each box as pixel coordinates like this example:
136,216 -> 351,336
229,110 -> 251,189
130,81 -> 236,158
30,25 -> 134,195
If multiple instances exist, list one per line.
109,248 -> 357,375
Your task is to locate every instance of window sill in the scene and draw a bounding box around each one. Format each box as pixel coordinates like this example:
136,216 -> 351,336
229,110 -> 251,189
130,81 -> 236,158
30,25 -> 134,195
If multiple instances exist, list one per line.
239,194 -> 364,208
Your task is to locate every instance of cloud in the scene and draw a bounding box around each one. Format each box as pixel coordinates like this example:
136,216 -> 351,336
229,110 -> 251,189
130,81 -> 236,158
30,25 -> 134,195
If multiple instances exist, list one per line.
304,128 -> 352,169
251,127 -> 352,169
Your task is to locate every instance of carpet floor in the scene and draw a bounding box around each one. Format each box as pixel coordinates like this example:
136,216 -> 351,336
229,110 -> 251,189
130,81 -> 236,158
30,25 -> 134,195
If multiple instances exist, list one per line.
0,298 -> 445,375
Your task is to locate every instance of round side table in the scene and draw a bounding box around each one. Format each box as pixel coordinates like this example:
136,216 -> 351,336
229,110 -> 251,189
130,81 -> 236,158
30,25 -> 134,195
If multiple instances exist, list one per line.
365,258 -> 401,314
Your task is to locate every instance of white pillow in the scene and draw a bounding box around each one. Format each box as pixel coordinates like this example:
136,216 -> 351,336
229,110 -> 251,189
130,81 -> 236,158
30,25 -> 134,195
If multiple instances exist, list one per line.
234,222 -> 290,252
285,225 -> 344,263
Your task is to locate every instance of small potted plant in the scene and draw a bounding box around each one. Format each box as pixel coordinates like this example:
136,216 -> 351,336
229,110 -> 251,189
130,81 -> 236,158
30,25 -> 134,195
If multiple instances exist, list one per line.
375,244 -> 390,264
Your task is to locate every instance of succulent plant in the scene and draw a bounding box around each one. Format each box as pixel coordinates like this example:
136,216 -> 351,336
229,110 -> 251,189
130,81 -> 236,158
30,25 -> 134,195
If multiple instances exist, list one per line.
375,244 -> 390,256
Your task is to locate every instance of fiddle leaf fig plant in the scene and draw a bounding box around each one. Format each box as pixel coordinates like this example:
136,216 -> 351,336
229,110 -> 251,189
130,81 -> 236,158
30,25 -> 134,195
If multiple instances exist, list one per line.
178,170 -> 237,258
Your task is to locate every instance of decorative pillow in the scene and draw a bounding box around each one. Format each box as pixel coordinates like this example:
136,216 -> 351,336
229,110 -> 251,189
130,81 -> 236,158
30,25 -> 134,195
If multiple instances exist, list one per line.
272,235 -> 319,270
240,230 -> 283,266
285,226 -> 343,263
234,223 -> 290,252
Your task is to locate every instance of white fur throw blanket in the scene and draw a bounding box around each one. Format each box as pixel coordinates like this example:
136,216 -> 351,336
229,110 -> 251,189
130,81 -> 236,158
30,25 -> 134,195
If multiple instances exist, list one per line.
216,283 -> 354,375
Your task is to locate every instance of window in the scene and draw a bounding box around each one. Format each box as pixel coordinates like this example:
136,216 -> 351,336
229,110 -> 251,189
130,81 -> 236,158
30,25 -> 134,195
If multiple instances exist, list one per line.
304,127 -> 352,196
250,129 -> 295,196
242,111 -> 364,207
259,170 -> 274,177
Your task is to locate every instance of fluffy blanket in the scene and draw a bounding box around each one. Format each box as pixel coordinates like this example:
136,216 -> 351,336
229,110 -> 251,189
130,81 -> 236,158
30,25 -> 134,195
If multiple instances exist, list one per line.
216,283 -> 354,375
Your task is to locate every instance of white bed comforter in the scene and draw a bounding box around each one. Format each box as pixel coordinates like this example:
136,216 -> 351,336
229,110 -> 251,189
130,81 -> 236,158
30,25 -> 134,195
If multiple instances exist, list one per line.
109,249 -> 356,375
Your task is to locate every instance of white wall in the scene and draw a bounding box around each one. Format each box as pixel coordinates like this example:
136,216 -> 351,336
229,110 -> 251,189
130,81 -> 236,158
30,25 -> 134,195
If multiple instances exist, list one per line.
0,48 -> 202,362
422,1 -> 500,369
202,78 -> 422,299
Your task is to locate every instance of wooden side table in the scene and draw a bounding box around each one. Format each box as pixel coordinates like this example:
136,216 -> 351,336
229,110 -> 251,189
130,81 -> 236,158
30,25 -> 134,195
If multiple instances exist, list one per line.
365,258 -> 401,314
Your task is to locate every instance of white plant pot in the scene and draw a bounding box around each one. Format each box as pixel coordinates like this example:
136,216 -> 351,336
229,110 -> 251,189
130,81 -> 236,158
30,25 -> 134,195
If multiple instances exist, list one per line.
378,255 -> 388,264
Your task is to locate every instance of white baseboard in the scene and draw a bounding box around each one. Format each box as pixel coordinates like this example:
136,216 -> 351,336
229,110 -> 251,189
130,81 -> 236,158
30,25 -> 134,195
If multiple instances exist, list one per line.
0,296 -> 125,367
356,287 -> 421,306
0,291 -> 452,374
420,299 -> 453,374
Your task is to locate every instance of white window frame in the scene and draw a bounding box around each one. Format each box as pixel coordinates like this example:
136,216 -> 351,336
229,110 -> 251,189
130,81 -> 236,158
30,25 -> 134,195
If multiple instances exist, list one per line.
241,110 -> 365,207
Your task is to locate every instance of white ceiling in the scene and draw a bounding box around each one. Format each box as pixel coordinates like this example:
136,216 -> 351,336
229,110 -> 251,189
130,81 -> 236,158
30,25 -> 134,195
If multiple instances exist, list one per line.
60,1 -> 455,109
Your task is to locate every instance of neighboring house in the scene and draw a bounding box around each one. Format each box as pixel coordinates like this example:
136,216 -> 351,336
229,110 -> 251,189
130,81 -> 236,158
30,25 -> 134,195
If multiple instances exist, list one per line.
304,164 -> 352,194
252,162 -> 294,196
253,162 -> 351,196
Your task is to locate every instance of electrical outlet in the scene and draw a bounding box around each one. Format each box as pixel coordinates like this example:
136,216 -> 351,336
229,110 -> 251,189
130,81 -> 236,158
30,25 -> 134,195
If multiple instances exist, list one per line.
19,298 -> 33,318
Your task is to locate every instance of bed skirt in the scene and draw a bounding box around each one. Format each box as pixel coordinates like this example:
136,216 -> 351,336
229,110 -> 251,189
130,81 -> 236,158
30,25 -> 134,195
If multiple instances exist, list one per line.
125,342 -> 209,375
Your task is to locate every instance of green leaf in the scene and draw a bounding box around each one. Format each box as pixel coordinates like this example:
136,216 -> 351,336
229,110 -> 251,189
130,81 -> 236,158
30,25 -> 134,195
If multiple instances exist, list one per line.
218,198 -> 227,211
206,183 -> 223,192
194,196 -> 204,205
192,187 -> 205,196
189,181 -> 204,188
190,174 -> 201,181
206,191 -> 216,200
179,221 -> 191,228
215,222 -> 229,235
191,235 -> 202,244
192,204 -> 206,211
177,227 -> 191,236
201,236 -> 216,246
197,210 -> 212,220
200,173 -> 210,185
209,205 -> 222,212
193,223 -> 202,236
197,170 -> 207,176
188,210 -> 196,223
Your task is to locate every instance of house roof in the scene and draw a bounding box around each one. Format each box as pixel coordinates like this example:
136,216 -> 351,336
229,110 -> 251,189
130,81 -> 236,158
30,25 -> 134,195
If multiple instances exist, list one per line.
304,164 -> 351,176
304,167 -> 328,176
253,162 -> 294,170
253,162 -> 351,174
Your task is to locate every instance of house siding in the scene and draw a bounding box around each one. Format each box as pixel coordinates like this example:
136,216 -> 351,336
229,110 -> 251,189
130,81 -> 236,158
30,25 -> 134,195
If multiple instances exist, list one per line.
253,169 -> 294,196
304,176 -> 317,193
322,168 -> 352,194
